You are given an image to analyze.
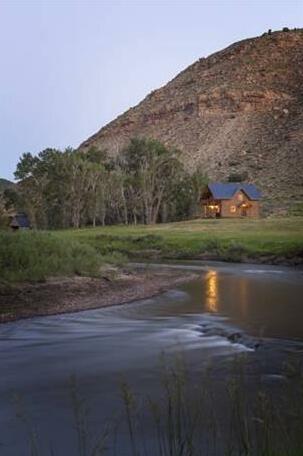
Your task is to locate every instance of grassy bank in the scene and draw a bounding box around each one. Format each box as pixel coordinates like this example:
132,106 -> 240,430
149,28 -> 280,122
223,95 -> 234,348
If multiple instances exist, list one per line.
0,231 -> 124,283
57,217 -> 303,264
0,217 -> 302,285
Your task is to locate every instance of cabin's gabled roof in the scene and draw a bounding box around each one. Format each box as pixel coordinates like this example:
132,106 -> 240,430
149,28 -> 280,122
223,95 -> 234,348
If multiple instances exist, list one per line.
10,213 -> 30,228
208,183 -> 261,200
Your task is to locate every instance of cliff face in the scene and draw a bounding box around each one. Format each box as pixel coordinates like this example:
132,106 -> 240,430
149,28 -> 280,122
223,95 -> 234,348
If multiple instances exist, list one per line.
80,30 -> 303,213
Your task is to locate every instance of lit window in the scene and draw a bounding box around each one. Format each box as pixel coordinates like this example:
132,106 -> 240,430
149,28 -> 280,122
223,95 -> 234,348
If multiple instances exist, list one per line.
238,193 -> 244,201
230,205 -> 236,213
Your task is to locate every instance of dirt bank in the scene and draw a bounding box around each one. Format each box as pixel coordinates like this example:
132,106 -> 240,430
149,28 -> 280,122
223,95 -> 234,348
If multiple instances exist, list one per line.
0,268 -> 198,324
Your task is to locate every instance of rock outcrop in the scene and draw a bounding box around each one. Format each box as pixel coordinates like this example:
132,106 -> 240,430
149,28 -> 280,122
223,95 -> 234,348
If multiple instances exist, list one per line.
80,29 -> 303,213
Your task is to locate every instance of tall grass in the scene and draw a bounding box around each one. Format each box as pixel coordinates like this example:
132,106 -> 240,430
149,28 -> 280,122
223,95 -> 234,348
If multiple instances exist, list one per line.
0,231 -> 124,283
12,356 -> 303,456
117,356 -> 303,456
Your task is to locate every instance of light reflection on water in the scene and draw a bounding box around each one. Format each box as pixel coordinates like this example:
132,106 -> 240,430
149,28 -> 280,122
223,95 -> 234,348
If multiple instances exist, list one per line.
205,270 -> 219,313
203,268 -> 254,320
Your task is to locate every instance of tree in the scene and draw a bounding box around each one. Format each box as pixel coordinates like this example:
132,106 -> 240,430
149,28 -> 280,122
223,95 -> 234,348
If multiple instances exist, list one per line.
0,193 -> 11,227
15,149 -> 67,228
15,152 -> 47,228
120,138 -> 182,224
13,139 -> 208,229
86,147 -> 110,227
189,166 -> 208,217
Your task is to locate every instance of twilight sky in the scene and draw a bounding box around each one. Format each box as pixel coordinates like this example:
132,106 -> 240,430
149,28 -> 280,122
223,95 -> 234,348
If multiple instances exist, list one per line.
0,0 -> 302,180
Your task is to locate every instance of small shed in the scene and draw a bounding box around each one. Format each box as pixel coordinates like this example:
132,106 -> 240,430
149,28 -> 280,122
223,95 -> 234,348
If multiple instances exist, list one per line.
201,183 -> 261,218
10,213 -> 31,231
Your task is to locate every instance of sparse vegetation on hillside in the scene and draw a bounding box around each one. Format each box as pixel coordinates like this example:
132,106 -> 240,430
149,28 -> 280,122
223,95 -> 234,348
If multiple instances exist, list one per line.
0,178 -> 14,191
80,29 -> 303,214
289,201 -> 303,216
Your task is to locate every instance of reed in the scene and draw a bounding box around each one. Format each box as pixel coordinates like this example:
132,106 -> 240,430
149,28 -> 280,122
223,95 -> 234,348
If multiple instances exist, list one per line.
9,355 -> 303,455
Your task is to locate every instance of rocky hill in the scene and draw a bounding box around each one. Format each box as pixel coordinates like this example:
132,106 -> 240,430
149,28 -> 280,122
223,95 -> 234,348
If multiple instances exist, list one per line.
80,29 -> 303,213
0,178 -> 15,192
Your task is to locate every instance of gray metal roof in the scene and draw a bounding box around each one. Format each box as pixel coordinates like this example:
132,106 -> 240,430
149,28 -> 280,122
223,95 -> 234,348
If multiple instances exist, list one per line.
10,213 -> 30,228
208,183 -> 261,200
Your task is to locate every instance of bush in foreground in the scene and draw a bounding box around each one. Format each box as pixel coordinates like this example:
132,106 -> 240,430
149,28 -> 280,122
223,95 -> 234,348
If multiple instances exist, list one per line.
0,231 -> 123,283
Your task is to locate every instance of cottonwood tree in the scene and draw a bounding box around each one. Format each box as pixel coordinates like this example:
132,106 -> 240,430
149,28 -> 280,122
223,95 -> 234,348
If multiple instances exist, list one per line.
85,149 -> 110,227
15,152 -> 50,228
120,138 -> 182,224
66,152 -> 93,228
0,193 -> 12,227
14,139 -> 208,229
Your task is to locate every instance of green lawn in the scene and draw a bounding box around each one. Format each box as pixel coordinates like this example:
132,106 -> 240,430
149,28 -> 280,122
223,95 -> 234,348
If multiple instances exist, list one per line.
56,217 -> 303,262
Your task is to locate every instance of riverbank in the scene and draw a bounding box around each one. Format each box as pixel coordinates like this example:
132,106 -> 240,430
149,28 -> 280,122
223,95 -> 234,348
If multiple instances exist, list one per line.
59,217 -> 303,266
0,267 -> 198,323
1,217 -> 302,322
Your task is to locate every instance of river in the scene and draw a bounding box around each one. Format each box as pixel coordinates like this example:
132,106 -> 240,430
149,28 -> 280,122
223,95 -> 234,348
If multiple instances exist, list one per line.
0,261 -> 303,455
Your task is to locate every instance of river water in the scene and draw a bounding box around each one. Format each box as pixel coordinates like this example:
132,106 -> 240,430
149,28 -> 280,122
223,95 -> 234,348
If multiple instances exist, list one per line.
0,261 -> 303,455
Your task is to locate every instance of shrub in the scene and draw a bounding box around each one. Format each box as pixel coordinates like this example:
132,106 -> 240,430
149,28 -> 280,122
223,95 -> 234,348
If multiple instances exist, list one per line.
223,241 -> 248,262
228,172 -> 248,183
201,238 -> 223,253
289,202 -> 303,216
0,231 -> 114,282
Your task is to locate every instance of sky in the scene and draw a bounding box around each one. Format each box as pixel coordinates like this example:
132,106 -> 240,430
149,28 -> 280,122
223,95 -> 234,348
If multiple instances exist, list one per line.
0,0 -> 302,180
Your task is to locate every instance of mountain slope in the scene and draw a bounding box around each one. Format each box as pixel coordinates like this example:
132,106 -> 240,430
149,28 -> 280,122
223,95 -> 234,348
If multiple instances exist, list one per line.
80,29 -> 303,213
0,178 -> 15,192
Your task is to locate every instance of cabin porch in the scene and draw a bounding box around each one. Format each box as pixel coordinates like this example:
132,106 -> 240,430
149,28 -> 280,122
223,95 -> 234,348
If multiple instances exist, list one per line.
201,200 -> 221,218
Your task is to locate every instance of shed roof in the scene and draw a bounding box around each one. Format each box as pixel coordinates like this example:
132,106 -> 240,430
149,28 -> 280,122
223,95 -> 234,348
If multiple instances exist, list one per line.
208,183 -> 261,200
10,213 -> 30,228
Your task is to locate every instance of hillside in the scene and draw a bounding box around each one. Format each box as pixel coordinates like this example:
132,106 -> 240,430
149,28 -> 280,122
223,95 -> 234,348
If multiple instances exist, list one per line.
0,178 -> 15,192
80,29 -> 303,214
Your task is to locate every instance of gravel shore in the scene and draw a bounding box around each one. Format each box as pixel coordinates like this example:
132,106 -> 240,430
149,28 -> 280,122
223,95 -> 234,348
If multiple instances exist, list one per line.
0,268 -> 198,323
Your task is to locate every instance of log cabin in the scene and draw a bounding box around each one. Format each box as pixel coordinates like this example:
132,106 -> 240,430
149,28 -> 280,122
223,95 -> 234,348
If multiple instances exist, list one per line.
201,183 -> 261,218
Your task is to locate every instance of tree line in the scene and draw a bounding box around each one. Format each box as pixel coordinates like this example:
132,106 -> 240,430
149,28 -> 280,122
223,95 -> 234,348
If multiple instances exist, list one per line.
1,138 -> 207,229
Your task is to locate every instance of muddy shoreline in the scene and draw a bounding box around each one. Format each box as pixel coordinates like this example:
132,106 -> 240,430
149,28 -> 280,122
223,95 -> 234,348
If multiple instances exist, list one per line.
145,252 -> 303,267
0,268 -> 198,324
193,252 -> 303,266
1,255 -> 301,324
